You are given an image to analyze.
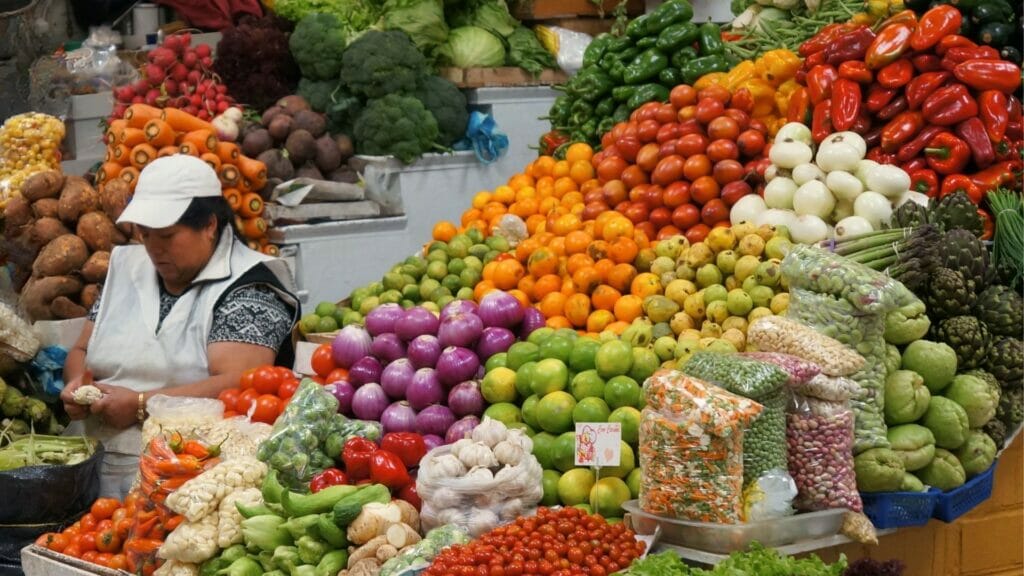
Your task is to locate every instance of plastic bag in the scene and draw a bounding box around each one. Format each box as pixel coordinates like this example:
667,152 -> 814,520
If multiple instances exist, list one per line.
379,525 -> 471,576
747,316 -> 865,376
740,352 -> 821,387
742,469 -> 797,521
452,111 -> 509,165
780,245 -> 911,314
795,374 -> 861,403
141,395 -> 224,448
787,289 -> 886,355
0,113 -> 66,202
639,370 -> 762,524
534,26 -> 591,74
204,417 -> 272,462
157,511 -> 219,564
786,394 -> 862,513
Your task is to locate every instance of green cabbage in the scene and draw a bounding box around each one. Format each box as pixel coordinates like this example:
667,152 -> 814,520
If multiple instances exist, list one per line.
447,0 -> 518,38
437,26 -> 506,68
380,0 -> 449,52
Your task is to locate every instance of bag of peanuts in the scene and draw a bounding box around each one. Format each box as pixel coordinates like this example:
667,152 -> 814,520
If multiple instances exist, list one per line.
747,316 -> 865,377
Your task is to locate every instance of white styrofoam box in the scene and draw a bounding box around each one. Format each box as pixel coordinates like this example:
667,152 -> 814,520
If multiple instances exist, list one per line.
66,91 -> 113,162
293,340 -> 319,375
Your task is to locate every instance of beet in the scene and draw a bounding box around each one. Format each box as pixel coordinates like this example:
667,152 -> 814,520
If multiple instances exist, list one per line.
260,177 -> 282,201
293,110 -> 327,138
258,149 -> 295,181
285,129 -> 317,166
277,95 -> 310,113
335,134 -> 354,161
329,166 -> 360,184
261,106 -> 287,127
296,163 -> 323,180
314,135 -> 342,173
242,129 -> 273,157
268,114 -> 294,142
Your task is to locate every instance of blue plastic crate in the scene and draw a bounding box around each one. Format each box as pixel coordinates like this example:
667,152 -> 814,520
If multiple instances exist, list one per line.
934,460 -> 998,523
860,488 -> 939,529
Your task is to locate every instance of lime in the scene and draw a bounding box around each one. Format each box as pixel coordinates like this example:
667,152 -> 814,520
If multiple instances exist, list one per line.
447,258 -> 467,276
552,432 -> 577,473
486,235 -> 510,252
532,432 -> 557,469
482,367 -> 518,403
532,358 -> 569,396
383,272 -> 404,291
590,477 -> 632,517
421,301 -> 440,314
506,342 -> 540,370
341,309 -> 362,326
536,391 -> 576,434
483,402 -> 521,426
456,286 -> 475,301
555,328 -> 580,342
604,376 -> 641,409
595,340 -> 634,379
442,275 -> 463,294
626,468 -> 642,499
316,316 -> 339,333
466,227 -> 484,244
419,278 -> 441,300
573,503 -> 594,515
507,421 -> 536,436
459,268 -> 481,289
558,468 -> 596,506
608,407 -> 641,444
426,260 -> 448,280
515,361 -> 538,398
527,327 -> 555,346
539,335 -> 574,363
569,338 -> 601,372
541,470 -> 561,506
426,241 -> 447,255
299,313 -> 320,335
402,284 -> 421,301
628,347 -> 660,384
463,255 -> 483,271
315,301 -> 338,317
379,289 -> 402,304
601,442 -> 636,479
521,394 -> 541,430
573,397 -> 611,424
357,296 -> 379,316
570,370 -> 606,401
485,352 -> 508,372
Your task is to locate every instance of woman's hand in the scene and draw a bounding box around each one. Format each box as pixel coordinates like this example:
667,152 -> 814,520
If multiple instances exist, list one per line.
60,376 -> 90,421
89,384 -> 141,430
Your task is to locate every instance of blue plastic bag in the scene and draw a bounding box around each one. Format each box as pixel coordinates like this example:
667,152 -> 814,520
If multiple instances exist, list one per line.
27,346 -> 68,398
453,111 -> 509,165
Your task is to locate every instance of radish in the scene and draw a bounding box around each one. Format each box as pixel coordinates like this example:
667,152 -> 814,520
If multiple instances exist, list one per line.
145,89 -> 161,106
163,78 -> 178,96
133,79 -> 149,94
190,95 -> 203,107
148,47 -> 177,69
145,63 -> 166,84
198,109 -> 211,121
114,85 -> 135,102
183,51 -> 198,68
195,44 -> 211,58
216,84 -> 228,95
170,63 -> 188,82
200,56 -> 213,69
216,100 -> 230,114
187,70 -> 201,84
131,95 -> 145,104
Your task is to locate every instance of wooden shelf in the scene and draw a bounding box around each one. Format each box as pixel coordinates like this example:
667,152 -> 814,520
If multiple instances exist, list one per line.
511,0 -> 644,20
439,67 -> 569,88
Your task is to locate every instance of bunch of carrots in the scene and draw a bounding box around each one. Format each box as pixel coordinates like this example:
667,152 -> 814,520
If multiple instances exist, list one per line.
98,103 -> 276,254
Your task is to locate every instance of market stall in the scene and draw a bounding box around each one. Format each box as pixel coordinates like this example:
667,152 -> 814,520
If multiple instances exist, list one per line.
0,0 -> 1021,574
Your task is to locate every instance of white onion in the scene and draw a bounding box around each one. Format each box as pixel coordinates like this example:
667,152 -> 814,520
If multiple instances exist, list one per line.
793,180 -> 835,219
755,208 -> 798,230
792,163 -> 825,186
854,191 -> 894,229
790,214 -> 830,244
825,170 -> 864,202
831,200 -> 855,222
867,164 -> 911,198
834,216 -> 874,239
815,140 -> 861,173
775,122 -> 813,145
769,140 -> 814,169
764,177 -> 798,209
730,194 -> 767,225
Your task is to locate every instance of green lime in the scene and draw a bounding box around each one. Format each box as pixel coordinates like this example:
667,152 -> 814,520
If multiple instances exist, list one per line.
442,274 -> 463,294
539,335 -> 574,363
532,358 -> 569,396
316,316 -> 339,333
447,258 -> 467,276
570,370 -> 606,401
419,278 -> 440,300
573,397 -> 611,424
483,402 -> 521,426
590,477 -> 632,517
466,227 -> 484,244
521,394 -> 541,430
601,442 -> 635,479
541,470 -> 561,506
299,313 -> 320,335
315,301 -> 338,317
357,296 -> 379,316
426,241 -> 447,254
382,272 -> 404,291
558,468 -> 596,506
595,340 -> 634,379
552,432 -> 577,472
569,338 -> 601,372
573,503 -> 594,515
379,289 -> 402,304
604,376 -> 641,409
608,406 -> 641,445
536,391 -> 576,434
486,235 -> 510,252
426,260 -> 448,280
506,342 -> 540,370
485,352 -> 508,373
515,361 -> 538,398
463,255 -> 483,271
482,367 -> 518,403
532,432 -> 557,469
527,327 -> 555,346
402,284 -> 421,301
628,347 -> 660,384
555,328 -> 580,341
341,309 -> 362,326
626,468 -> 642,499
456,286 -> 475,300
468,243 -> 489,259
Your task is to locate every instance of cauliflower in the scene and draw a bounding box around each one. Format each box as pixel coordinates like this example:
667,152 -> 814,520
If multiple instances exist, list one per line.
165,457 -> 267,522
71,385 -> 103,405
152,560 -> 199,576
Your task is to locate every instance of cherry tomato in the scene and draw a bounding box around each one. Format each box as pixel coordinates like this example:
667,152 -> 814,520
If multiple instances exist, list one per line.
694,98 -> 726,124
637,119 -> 660,143
310,345 -> 336,378
655,122 -> 680,144
706,139 -> 739,163
685,223 -> 711,243
707,116 -> 740,141
635,143 -> 661,172
651,155 -> 685,186
239,368 -> 256,390
675,133 -> 708,157
649,207 -> 673,230
658,139 -> 678,159
737,129 -> 766,158
620,165 -> 648,190
713,160 -> 745,186
637,185 -> 664,210
662,181 -> 691,208
721,180 -> 754,206
671,204 -> 700,229
235,388 -> 260,415
623,202 -> 649,224
596,157 -> 627,183
701,199 -> 730,226
682,155 -> 711,181
615,137 -> 641,162
670,85 -> 697,109
251,394 -> 282,424
217,388 -> 240,411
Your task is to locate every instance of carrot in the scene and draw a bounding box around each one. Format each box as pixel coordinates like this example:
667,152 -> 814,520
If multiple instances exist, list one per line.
236,174 -> 253,193
125,104 -> 163,129
157,146 -> 179,158
238,192 -> 264,218
106,120 -> 127,145
142,119 -> 175,148
219,164 -> 240,187
120,128 -> 147,148
181,129 -> 217,155
246,239 -> 261,251
261,244 -> 280,257
235,155 -> 268,190
110,145 -> 132,165
240,217 -> 267,239
215,141 -> 240,164
98,162 -> 123,183
119,166 -> 140,185
199,152 -> 221,172
130,143 -> 158,170
177,142 -> 200,156
161,107 -> 213,133
222,188 -> 243,211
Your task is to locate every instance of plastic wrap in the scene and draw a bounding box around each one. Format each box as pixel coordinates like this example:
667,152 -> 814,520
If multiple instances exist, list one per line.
534,26 -> 591,74
796,374 -> 862,403
742,469 -> 797,521
141,395 -> 224,448
639,370 -> 762,524
379,525 -> 472,576
780,245 -> 912,314
0,113 -> 65,202
157,511 -> 219,564
787,394 -> 862,513
740,352 -> 822,387
747,316 -> 865,376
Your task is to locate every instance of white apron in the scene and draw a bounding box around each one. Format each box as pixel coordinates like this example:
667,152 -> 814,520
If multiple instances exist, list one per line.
67,230 -> 296,498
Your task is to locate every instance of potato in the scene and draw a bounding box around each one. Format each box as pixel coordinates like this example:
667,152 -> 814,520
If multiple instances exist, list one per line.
32,234 -> 89,277
51,296 -> 87,319
80,284 -> 100,309
30,217 -> 69,248
20,276 -> 83,321
100,178 -> 132,224
21,170 -> 65,201
32,197 -> 59,219
4,195 -> 32,230
81,251 -> 110,283
77,211 -> 126,252
58,176 -> 100,224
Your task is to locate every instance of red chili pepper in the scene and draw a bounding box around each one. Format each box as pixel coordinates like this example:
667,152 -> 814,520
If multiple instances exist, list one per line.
925,132 -> 971,174
806,65 -> 838,105
881,111 -> 925,152
831,79 -> 861,132
380,432 -> 428,469
943,47 -> 1001,69
867,147 -> 898,164
905,71 -> 951,110
167,431 -> 183,454
901,158 -> 928,173
979,209 -> 995,241
955,117 -> 996,169
800,23 -> 859,56
787,87 -> 812,124
911,54 -> 943,73
341,436 -> 378,481
876,59 -> 914,89
936,35 -> 976,57
864,127 -> 883,149
954,60 -> 1023,94
940,174 -> 983,203
969,160 -> 1018,194
539,130 -> 569,156
310,468 -> 349,493
878,95 -> 909,120
865,85 -> 899,113
852,111 -> 873,135
812,99 -> 832,143
398,481 -> 422,511
865,23 -> 913,70
822,26 -> 876,66
369,449 -> 411,490
877,9 -> 918,30
838,61 -> 873,84
896,125 -> 948,163
910,5 -> 962,52
922,84 -> 979,126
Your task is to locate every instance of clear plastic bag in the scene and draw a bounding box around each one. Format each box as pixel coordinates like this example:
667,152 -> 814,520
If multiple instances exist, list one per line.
742,469 -> 797,521
747,316 -> 865,377
639,370 -> 763,524
787,290 -> 887,360
780,245 -> 910,314
379,525 -> 472,576
786,394 -> 862,513
0,113 -> 66,202
847,361 -> 891,453
534,26 -> 591,74
204,417 -> 273,461
740,352 -> 822,387
796,374 -> 862,403
141,395 -> 225,447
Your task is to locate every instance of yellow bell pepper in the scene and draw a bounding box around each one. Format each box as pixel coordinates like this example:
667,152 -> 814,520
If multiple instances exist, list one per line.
755,50 -> 801,87
739,78 -> 776,118
774,79 -> 801,117
850,12 -> 877,25
693,72 -> 727,92
722,61 -> 757,92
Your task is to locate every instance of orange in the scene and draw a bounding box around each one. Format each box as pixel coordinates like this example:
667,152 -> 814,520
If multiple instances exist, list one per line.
461,208 -> 482,227
493,185 -> 515,204
572,266 -> 602,295
593,211 -> 618,239
546,315 -> 572,329
609,237 -> 639,265
586,310 -> 616,333
528,247 -> 560,277
474,280 -> 496,301
591,285 -> 622,311
493,259 -> 525,290
605,321 -> 630,335
602,216 -> 635,242
532,156 -> 556,178
539,291 -> 567,319
565,142 -> 594,164
482,261 -> 499,281
607,263 -> 638,293
630,272 -> 662,298
533,274 -> 562,301
507,289 -> 531,309
432,221 -> 457,242
580,178 -> 602,196
565,230 -> 593,255
508,173 -> 535,191
565,293 -> 592,328
552,160 -> 571,179
481,201 -> 507,222
570,160 -> 595,184
517,275 -> 537,299
515,237 -> 541,263
613,294 -> 643,323
515,186 -> 537,202
551,213 -> 582,236
587,240 -> 610,261
567,253 -> 596,276
472,191 -> 492,209
553,177 -> 578,198
525,213 -> 547,234
536,176 -> 555,198
593,258 -> 615,282
549,237 -> 566,257
561,191 -> 584,208
561,276 -> 577,296
539,196 -> 559,216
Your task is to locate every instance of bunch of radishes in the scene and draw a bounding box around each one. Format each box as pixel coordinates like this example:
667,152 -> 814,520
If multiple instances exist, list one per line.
111,32 -> 238,123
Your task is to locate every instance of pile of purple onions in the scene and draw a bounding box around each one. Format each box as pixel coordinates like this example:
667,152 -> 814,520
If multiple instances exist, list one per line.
326,291 -> 544,447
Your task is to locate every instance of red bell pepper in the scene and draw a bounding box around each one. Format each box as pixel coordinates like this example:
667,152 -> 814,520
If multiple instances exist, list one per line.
877,9 -> 918,30
955,117 -> 996,169
867,147 -> 898,164
969,161 -> 1019,193
838,61 -> 873,84
865,23 -> 913,70
935,35 -> 976,57
878,95 -> 909,120
909,169 -> 940,197
954,60 -> 1024,93
800,23 -> 859,56
911,54 -> 943,73
876,59 -> 914,89
940,174 -> 983,203
896,125 -> 947,163
380,432 -> 428,469
901,158 -> 928,173
1008,94 -> 1022,124
398,481 -> 422,511
942,47 -> 1000,70
310,468 -> 349,493
539,130 -> 569,156
806,65 -> 838,105
369,449 -> 411,490
812,99 -> 832,143
852,111 -> 873,135
922,84 -> 979,126
910,5 -> 962,52
865,85 -> 899,113
341,436 -> 378,481
881,111 -> 925,152
822,26 -> 876,66
803,50 -> 827,71
787,87 -> 812,124
978,91 -> 1009,143
925,132 -> 971,174
905,71 -> 951,110
979,209 -> 994,241
831,79 -> 861,132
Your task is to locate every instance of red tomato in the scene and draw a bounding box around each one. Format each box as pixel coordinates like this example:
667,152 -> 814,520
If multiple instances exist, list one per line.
649,207 -> 672,230
655,122 -> 680,144
676,105 -> 696,121
78,533 -> 97,553
706,139 -> 739,163
658,139 -> 678,159
324,368 -> 348,385
251,366 -> 280,395
79,514 -> 97,533
677,118 -> 703,137
583,201 -> 609,221
723,109 -> 751,130
239,369 -> 255,390
655,103 -> 677,124
80,551 -> 99,564
596,157 -> 627,183
682,155 -> 711,181
310,344 -> 336,378
701,199 -> 730,226
662,181 -> 691,208
707,116 -> 740,141
278,379 -> 299,401
620,165 -> 648,190
236,388 -> 260,416
602,180 -> 628,205
670,85 -> 697,109
584,189 -> 603,204
623,202 -> 649,224
676,133 -> 708,157
694,98 -> 725,124
251,394 -> 282,424
655,224 -> 682,239
737,129 -> 766,158
671,204 -> 700,229
275,366 -> 295,381
712,160 -> 745,185
217,388 -> 240,411
685,223 -> 711,243
635,221 -> 657,242
698,85 -> 732,104
651,155 -> 685,186
691,176 -> 721,205
721,180 -> 754,206
90,498 -> 120,521
614,137 -> 641,162
635,143 -> 661,172
637,185 -> 664,210
107,555 -> 128,571
749,118 -> 769,134
637,119 -> 660,143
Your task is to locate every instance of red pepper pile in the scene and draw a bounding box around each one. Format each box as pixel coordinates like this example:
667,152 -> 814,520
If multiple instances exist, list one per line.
791,6 -> 1023,207
311,432 -> 426,510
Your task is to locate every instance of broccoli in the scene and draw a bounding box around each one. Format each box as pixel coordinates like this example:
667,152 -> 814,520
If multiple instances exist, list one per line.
340,30 -> 427,99
297,78 -> 342,113
325,89 -> 364,135
289,13 -> 348,80
354,94 -> 439,164
411,75 -> 469,147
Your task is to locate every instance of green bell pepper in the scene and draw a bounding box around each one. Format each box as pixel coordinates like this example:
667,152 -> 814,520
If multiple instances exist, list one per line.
570,99 -> 593,124
604,36 -> 634,54
612,85 -> 637,102
680,54 -> 730,84
624,48 -> 669,84
548,95 -> 571,125
612,103 -> 632,123
626,14 -> 651,39
575,69 -> 614,100
583,33 -> 613,68
595,98 -> 616,118
659,67 -> 684,87
646,0 -> 694,34
671,46 -> 698,69
636,36 -> 658,49
608,61 -> 627,83
627,83 -> 670,109
697,21 -> 724,55
597,117 -> 616,137
656,22 -> 700,52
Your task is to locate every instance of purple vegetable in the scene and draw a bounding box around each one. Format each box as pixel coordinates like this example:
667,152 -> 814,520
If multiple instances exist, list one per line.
415,404 -> 455,437
422,434 -> 445,451
396,307 -> 440,341
478,290 -> 524,329
365,303 -> 404,336
435,346 -> 480,387
380,358 -> 415,400
447,381 -> 485,417
348,356 -> 382,387
331,325 -> 371,368
519,307 -> 545,340
406,368 -> 444,411
370,333 -> 406,365
407,335 -> 442,369
437,312 -> 483,349
440,299 -> 478,321
476,326 -> 516,360
445,415 -> 480,444
326,380 -> 355,415
381,401 -> 418,434
351,383 -> 389,420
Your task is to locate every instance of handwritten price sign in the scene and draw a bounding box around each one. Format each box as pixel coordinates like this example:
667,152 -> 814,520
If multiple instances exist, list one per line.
575,422 -> 621,467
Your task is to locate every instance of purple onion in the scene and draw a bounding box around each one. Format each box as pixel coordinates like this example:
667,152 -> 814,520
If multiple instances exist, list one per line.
435,346 -> 480,387
407,335 -> 442,369
448,381 -> 485,417
348,356 -> 382,387
380,358 -> 415,399
416,404 -> 455,437
396,307 -> 440,341
478,290 -> 525,329
352,383 -> 389,420
445,415 -> 480,444
326,380 -> 355,415
381,401 -> 418,434
371,333 -> 406,365
519,307 -> 546,340
437,312 -> 483,348
423,434 -> 445,451
440,299 -> 478,321
365,303 -> 405,336
331,325 -> 372,368
476,327 -> 516,360
407,368 -> 444,411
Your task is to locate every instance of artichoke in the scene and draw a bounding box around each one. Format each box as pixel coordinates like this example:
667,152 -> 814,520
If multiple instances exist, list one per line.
924,268 -> 976,320
974,285 -> 1023,338
931,191 -> 985,237
936,228 -> 989,287
983,417 -> 1008,449
932,315 -> 991,370
892,200 -> 929,229
985,338 -> 1023,388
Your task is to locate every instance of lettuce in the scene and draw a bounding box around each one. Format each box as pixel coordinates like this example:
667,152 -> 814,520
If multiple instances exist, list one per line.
436,26 -> 506,68
380,0 -> 449,52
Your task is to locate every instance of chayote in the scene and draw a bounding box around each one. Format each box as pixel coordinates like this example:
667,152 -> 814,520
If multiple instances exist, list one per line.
901,340 -> 957,393
884,299 -> 931,345
887,424 -> 936,472
955,430 -> 997,478
854,447 -> 906,493
915,448 -> 966,491
944,373 -> 1000,429
921,396 -> 970,450
883,344 -> 901,376
900,472 -> 926,493
884,370 -> 931,425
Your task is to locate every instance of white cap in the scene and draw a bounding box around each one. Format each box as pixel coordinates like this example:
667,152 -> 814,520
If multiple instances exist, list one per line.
117,154 -> 222,229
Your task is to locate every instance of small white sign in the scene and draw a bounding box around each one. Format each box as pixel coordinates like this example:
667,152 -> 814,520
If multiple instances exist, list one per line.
293,340 -> 320,376
575,422 -> 621,467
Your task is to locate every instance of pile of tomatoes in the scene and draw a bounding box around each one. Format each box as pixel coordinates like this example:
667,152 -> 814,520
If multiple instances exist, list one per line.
422,507 -> 646,576
217,365 -> 300,424
35,497 -> 130,570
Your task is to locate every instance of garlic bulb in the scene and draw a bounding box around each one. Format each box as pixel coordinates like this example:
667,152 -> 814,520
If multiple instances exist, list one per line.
471,417 -> 507,448
467,508 -> 500,537
464,465 -> 494,483
504,428 -> 533,453
458,442 -> 498,468
449,438 -> 474,461
493,440 -> 525,466
431,453 -> 467,477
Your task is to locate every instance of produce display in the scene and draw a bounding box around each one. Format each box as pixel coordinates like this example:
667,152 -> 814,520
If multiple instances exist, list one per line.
0,432 -> 94,469
0,113 -> 65,203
